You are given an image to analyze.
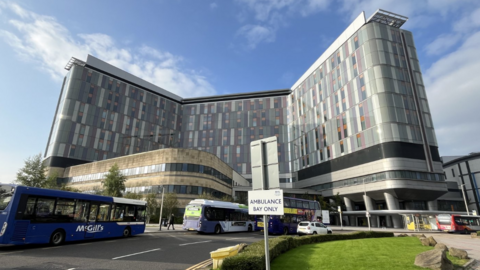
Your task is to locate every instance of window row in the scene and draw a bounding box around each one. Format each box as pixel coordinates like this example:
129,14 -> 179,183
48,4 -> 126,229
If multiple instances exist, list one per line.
309,170 -> 445,191
70,163 -> 232,186
16,195 -> 146,224
125,185 -> 229,198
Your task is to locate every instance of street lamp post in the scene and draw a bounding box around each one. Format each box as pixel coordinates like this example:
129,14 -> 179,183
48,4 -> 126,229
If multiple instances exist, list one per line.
461,184 -> 470,215
363,178 -> 371,231
159,186 -> 165,230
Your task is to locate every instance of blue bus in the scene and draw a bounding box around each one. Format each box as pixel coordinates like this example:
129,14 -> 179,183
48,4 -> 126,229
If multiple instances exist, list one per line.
0,184 -> 147,245
256,197 -> 321,234
182,199 -> 255,234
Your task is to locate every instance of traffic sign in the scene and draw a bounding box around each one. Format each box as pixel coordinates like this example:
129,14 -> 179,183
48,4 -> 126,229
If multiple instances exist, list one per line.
248,190 -> 284,215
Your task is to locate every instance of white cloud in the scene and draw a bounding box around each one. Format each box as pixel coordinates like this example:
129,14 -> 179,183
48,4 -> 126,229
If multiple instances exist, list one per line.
0,3 -> 216,98
424,33 -> 461,56
235,0 -> 331,49
424,31 -> 480,155
236,24 -> 276,49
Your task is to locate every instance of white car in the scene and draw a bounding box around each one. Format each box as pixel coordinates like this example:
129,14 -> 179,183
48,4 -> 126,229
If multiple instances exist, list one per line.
297,221 -> 332,236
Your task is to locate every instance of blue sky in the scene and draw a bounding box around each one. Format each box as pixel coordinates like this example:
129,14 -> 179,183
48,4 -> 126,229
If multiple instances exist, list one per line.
1,0 -> 480,182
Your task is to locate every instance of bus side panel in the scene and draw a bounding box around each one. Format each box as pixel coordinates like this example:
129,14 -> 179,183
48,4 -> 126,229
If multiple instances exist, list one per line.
199,220 -> 217,233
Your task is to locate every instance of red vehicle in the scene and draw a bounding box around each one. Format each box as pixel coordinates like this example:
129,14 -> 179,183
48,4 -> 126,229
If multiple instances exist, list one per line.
436,214 -> 480,234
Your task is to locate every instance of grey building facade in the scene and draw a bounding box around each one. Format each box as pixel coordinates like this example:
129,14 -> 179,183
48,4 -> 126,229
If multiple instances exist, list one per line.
45,10 -> 448,228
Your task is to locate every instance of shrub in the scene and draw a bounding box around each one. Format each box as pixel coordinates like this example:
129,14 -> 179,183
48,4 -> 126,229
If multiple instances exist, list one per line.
477,231 -> 480,236
221,231 -> 393,270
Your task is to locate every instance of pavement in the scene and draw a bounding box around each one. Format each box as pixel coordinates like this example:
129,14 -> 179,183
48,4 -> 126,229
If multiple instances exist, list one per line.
146,223 -> 184,233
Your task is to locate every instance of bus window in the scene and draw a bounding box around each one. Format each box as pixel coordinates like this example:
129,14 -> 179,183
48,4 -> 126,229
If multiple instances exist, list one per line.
35,197 -> 55,222
54,198 -> 75,222
303,201 -> 309,209
296,201 -> 303,208
97,204 -> 111,221
23,196 -> 37,219
124,205 -> 136,221
89,205 -> 99,222
309,202 -> 315,209
74,201 -> 89,222
135,206 -> 146,222
111,204 -> 126,221
284,199 -> 290,207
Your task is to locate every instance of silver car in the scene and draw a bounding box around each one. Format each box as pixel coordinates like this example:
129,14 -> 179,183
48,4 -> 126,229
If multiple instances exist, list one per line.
297,221 -> 332,236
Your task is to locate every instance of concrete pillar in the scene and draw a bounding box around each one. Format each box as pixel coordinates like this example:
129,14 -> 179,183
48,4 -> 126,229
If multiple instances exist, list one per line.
384,192 -> 402,228
427,200 -> 438,211
363,195 -> 378,227
386,215 -> 393,227
344,197 -> 354,211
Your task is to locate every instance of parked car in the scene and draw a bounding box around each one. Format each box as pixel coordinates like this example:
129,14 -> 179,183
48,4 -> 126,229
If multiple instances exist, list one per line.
297,221 -> 332,236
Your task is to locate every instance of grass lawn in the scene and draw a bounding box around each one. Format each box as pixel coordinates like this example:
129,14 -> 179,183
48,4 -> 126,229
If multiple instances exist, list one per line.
271,236 -> 468,270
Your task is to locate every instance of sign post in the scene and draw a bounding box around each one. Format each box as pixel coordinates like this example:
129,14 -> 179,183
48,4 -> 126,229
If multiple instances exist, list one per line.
249,136 -> 281,270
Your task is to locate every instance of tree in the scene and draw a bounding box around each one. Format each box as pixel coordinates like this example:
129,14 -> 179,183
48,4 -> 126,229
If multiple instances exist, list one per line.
16,153 -> 47,188
163,192 -> 178,218
44,171 -> 60,190
234,192 -> 248,205
124,192 -> 142,200
145,193 -> 159,224
101,163 -> 126,197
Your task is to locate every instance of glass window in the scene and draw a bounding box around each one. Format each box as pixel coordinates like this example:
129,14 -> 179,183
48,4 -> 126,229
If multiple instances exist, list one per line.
309,202 -> 315,209
54,198 -> 75,222
124,205 -> 136,221
180,185 -> 187,194
191,186 -> 198,194
284,199 -> 290,207
74,201 -> 90,222
97,204 -> 111,221
135,206 -> 146,222
35,197 -> 56,222
111,204 -> 125,221
182,163 -> 188,171
303,202 -> 309,209
23,196 -> 37,219
89,204 -> 99,222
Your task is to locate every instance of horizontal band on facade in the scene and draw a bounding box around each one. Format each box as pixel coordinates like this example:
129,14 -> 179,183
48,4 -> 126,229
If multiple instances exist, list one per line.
298,142 -> 440,181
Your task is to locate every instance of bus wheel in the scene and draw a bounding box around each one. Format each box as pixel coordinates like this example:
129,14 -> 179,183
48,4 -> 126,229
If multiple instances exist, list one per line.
248,225 -> 252,232
214,225 -> 221,234
123,227 -> 131,237
50,229 -> 65,246
283,227 -> 288,235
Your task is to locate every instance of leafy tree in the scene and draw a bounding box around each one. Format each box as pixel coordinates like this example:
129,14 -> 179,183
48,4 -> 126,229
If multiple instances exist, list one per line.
60,185 -> 80,193
124,192 -> 142,200
163,192 -> 178,218
16,153 -> 47,188
234,192 -> 248,205
101,163 -> 126,197
44,172 -> 60,190
146,193 -> 159,224
91,185 -> 104,195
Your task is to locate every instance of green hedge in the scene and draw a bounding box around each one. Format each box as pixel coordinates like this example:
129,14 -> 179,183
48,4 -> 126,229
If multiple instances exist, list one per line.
477,231 -> 480,236
221,231 -> 394,270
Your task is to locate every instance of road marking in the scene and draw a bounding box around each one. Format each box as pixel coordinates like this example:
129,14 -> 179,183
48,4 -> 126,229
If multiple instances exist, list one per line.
179,240 -> 212,246
67,268 -> 76,270
185,259 -> 213,270
0,251 -> 24,254
77,243 -> 91,246
104,240 -> 117,243
225,237 -> 253,240
112,248 -> 161,260
42,246 -> 62,250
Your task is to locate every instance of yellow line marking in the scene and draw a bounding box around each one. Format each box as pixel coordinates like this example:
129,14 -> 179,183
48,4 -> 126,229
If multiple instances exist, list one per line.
185,258 -> 212,270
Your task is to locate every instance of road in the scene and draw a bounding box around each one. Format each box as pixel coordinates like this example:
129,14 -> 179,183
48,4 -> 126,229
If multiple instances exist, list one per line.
0,230 -> 268,270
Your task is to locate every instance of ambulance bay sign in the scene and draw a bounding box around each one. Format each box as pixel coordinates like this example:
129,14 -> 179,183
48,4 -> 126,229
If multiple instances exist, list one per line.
248,189 -> 284,215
